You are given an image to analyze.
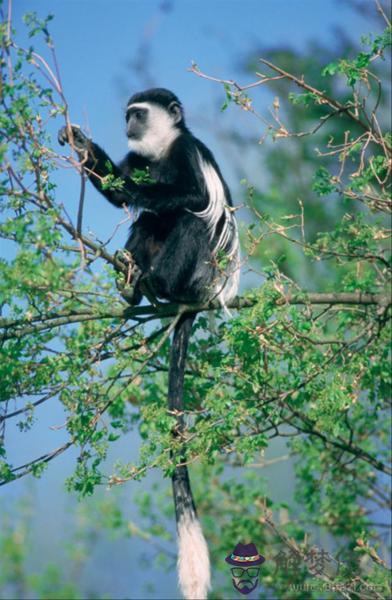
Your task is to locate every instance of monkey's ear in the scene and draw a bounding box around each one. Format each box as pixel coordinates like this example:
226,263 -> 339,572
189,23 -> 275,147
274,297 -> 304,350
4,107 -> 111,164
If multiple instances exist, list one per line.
168,101 -> 183,124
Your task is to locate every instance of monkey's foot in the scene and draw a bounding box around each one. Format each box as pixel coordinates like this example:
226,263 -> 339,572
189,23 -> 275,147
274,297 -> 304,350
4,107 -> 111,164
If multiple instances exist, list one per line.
116,275 -> 143,306
114,250 -> 143,305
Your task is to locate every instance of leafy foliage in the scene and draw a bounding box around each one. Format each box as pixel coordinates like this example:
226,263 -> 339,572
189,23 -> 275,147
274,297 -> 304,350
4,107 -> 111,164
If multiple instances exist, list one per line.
0,4 -> 390,599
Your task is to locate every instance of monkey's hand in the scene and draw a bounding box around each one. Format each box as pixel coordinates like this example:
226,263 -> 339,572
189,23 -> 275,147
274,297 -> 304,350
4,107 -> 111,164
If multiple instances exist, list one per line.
58,124 -> 91,153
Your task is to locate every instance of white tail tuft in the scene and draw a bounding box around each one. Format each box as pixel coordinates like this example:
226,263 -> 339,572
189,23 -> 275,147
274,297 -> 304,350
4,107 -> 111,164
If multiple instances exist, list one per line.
177,511 -> 211,599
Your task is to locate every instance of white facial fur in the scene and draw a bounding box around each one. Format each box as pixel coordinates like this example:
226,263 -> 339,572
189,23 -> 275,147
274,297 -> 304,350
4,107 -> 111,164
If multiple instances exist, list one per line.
127,102 -> 180,161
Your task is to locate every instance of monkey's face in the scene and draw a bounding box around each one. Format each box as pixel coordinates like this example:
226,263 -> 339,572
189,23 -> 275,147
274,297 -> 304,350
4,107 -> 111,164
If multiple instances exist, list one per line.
126,101 -> 183,161
126,105 -> 149,141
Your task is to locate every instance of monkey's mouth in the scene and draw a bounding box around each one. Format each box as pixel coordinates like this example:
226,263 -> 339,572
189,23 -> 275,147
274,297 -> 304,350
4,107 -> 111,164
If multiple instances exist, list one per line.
126,128 -> 142,140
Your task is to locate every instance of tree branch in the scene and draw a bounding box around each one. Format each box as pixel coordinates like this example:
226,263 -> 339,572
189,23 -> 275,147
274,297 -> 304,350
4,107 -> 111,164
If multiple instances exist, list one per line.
258,58 -> 376,136
1,291 -> 389,341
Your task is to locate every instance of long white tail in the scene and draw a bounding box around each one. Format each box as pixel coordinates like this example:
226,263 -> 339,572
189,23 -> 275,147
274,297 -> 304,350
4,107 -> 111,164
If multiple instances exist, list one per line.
177,509 -> 211,599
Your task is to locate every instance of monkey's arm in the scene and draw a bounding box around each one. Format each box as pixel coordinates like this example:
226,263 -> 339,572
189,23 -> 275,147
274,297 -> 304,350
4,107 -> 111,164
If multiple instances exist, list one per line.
58,126 -> 208,212
123,141 -> 209,213
58,125 -> 131,208
127,182 -> 208,213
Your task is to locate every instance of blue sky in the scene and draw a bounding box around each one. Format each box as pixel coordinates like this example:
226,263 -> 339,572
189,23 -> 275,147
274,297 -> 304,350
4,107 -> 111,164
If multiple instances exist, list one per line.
10,0 -> 373,251
4,1 -> 380,598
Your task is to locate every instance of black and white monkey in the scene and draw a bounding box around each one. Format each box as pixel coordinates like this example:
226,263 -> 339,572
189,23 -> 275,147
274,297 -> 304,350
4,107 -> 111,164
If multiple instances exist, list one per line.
58,88 -> 240,599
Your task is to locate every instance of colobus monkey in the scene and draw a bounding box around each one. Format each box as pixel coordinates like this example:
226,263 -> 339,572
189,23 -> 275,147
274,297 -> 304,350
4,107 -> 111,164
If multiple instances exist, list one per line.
58,88 -> 240,599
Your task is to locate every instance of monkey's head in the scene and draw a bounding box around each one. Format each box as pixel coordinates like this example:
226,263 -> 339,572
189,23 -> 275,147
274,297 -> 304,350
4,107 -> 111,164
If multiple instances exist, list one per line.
125,88 -> 185,160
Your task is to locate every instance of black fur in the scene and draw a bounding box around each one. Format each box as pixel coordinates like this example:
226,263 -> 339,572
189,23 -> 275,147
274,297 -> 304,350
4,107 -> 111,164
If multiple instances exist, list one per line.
58,88 -> 234,304
169,312 -> 197,521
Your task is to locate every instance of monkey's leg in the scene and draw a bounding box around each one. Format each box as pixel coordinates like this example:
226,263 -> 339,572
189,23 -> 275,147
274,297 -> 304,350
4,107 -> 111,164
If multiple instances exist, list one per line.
123,212 -> 167,304
148,214 -> 215,303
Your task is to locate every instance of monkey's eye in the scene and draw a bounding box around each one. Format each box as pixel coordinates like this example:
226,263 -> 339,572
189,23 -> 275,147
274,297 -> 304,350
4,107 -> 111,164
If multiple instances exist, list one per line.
126,108 -> 146,123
